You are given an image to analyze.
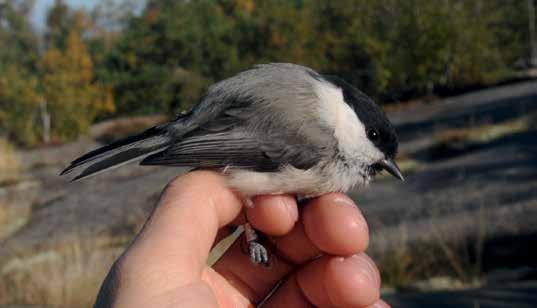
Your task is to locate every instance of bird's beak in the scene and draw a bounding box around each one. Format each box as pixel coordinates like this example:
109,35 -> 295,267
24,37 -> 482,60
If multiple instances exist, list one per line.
377,159 -> 405,181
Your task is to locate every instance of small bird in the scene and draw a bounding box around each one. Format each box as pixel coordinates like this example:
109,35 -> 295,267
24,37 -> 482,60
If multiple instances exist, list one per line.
61,63 -> 403,265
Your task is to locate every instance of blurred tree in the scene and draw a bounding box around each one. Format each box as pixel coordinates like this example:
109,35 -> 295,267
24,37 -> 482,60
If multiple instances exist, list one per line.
528,0 -> 537,66
44,0 -> 90,49
1,0 -> 533,147
302,0 -> 381,93
103,0 -> 529,109
0,65 -> 41,146
104,0 -> 238,115
106,0 -> 325,115
44,0 -> 70,49
40,31 -> 115,141
332,0 -> 518,99
34,1 -> 116,142
87,0 -> 141,98
90,0 -> 143,32
0,0 -> 39,70
0,0 -> 41,146
488,0 -> 536,67
229,0 -> 316,66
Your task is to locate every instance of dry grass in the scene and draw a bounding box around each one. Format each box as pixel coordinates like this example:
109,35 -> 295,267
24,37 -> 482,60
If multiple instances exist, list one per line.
428,203 -> 487,285
0,228 -> 242,307
0,238 -> 125,308
379,239 -> 483,291
0,138 -> 21,186
435,117 -> 530,146
377,203 -> 488,290
376,224 -> 421,288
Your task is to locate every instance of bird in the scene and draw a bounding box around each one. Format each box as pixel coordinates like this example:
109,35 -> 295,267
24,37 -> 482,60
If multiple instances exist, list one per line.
61,63 -> 404,265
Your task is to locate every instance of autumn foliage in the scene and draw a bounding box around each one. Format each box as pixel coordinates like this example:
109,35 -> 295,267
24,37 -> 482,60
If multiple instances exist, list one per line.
40,31 -> 115,141
1,1 -> 114,146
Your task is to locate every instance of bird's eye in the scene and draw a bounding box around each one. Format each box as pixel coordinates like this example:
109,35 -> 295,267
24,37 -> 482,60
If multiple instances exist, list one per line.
367,128 -> 379,142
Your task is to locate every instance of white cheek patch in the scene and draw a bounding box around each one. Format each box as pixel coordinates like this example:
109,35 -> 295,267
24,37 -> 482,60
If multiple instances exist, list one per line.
315,80 -> 384,163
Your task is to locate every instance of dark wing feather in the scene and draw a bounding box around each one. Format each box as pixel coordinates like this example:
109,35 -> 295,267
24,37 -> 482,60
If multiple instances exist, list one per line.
140,131 -> 281,171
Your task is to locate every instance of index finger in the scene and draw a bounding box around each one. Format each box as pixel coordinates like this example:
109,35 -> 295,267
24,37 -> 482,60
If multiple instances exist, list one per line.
121,170 -> 244,286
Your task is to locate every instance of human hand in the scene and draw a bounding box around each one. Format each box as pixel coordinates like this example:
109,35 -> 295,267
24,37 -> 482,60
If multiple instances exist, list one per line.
94,171 -> 389,307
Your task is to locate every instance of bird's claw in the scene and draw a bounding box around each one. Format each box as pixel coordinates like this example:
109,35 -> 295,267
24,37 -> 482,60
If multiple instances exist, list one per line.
249,241 -> 269,265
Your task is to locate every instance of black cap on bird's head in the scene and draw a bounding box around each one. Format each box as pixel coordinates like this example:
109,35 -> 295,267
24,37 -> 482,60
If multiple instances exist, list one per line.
321,75 -> 404,181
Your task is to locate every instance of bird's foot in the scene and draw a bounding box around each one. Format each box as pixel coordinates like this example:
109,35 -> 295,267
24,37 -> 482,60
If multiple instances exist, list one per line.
249,240 -> 269,265
244,222 -> 269,266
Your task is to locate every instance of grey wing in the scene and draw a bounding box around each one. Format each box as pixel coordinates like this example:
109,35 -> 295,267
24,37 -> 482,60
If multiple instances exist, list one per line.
140,130 -> 275,171
140,103 -> 335,171
140,128 -> 325,171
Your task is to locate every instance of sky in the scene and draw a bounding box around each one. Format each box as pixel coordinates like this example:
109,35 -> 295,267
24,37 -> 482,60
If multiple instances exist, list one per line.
32,0 -> 99,29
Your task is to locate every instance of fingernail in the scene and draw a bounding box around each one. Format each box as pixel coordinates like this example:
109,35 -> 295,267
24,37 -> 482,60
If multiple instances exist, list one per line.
333,196 -> 366,222
281,195 -> 298,223
335,196 -> 368,241
352,253 -> 381,288
326,255 -> 381,307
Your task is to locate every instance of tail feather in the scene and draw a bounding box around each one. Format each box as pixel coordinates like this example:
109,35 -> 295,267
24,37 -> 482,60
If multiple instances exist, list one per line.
61,126 -> 171,181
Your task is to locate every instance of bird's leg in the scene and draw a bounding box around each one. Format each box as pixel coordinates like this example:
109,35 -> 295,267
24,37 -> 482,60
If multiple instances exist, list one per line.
244,222 -> 269,265
243,197 -> 269,265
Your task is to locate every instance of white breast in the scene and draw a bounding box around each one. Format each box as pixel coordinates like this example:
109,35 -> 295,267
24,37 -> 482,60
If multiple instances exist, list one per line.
226,160 -> 369,198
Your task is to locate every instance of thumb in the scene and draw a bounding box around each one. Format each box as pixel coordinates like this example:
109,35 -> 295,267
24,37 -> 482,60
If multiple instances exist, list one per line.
117,171 -> 243,295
